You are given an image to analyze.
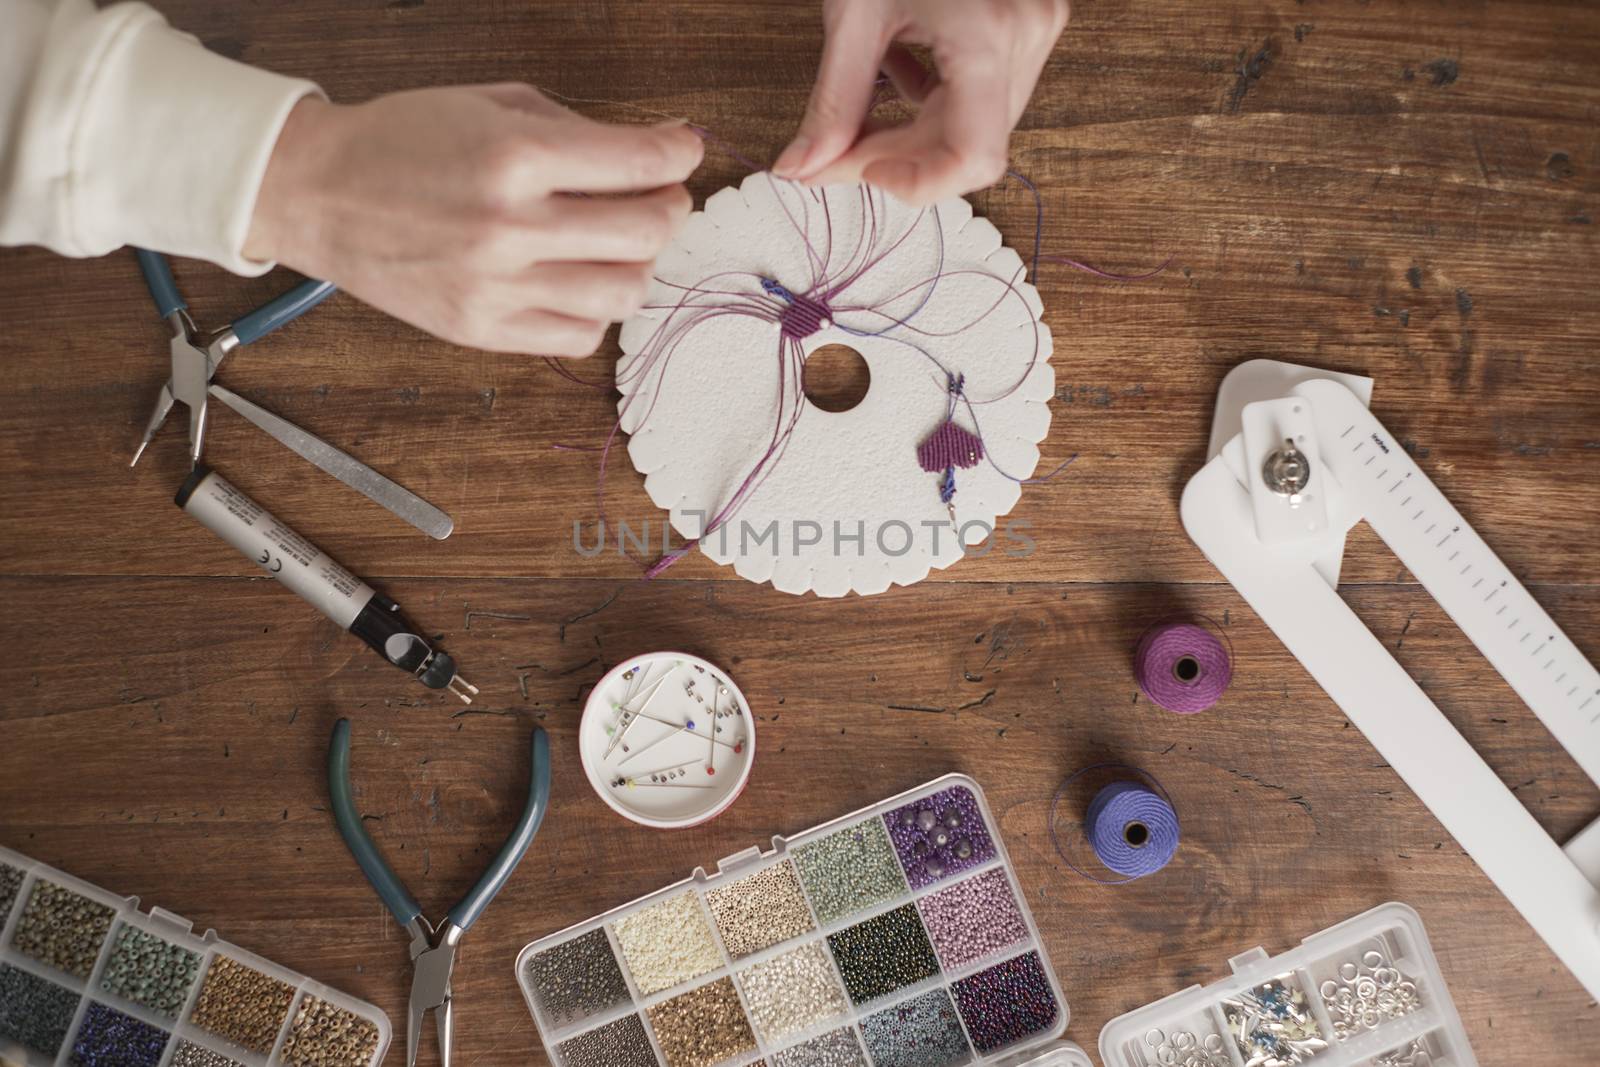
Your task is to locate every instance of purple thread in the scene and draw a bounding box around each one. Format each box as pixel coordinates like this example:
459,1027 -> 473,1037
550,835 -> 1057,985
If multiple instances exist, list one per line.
1134,621 -> 1232,714
1049,763 -> 1180,885
1084,781 -> 1180,878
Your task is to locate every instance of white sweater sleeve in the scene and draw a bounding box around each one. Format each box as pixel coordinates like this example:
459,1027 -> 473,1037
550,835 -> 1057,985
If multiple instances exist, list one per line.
0,0 -> 321,275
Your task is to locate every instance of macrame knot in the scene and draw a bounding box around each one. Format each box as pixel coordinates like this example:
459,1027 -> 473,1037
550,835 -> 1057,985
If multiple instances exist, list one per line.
762,277 -> 831,340
918,374 -> 984,514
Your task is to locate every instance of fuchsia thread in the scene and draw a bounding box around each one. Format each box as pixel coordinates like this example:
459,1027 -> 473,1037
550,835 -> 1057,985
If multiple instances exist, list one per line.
1134,620 -> 1233,714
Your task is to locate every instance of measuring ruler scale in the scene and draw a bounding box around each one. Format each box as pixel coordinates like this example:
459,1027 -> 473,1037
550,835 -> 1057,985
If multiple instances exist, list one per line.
1182,368 -> 1600,1000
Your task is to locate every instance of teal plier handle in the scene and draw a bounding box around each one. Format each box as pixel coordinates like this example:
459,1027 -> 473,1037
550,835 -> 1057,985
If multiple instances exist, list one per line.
233,278 -> 337,345
328,719 -> 551,932
132,247 -> 337,344
135,249 -> 185,318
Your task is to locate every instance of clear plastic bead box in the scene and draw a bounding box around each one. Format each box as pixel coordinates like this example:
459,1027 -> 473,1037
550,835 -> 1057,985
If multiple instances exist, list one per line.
0,846 -> 390,1067
1098,903 -> 1476,1067
515,774 -> 1071,1067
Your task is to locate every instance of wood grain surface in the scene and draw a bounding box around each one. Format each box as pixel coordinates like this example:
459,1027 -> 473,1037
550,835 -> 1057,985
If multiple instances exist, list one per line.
2,1 -> 1598,1064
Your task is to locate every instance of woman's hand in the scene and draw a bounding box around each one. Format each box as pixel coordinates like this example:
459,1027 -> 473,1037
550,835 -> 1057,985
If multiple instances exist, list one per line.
245,84 -> 704,355
774,0 -> 1070,205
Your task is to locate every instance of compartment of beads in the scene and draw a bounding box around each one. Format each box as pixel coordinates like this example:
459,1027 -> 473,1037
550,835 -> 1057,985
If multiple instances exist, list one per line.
0,847 -> 390,1067
1099,904 -> 1475,1067
515,774 -> 1069,1067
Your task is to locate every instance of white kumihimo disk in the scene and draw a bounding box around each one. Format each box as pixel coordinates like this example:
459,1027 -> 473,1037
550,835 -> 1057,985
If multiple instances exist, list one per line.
617,175 -> 1055,597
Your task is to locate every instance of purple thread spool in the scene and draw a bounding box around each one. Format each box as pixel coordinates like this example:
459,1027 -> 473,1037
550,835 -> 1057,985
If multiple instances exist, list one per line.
1084,781 -> 1180,879
1134,620 -> 1232,714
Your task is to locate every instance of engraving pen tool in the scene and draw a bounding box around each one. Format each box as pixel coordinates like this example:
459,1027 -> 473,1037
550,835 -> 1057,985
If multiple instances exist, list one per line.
175,465 -> 477,702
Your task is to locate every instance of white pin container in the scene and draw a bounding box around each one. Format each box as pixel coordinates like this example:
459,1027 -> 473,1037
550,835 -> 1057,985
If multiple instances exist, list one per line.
579,652 -> 756,830
0,846 -> 390,1067
1099,903 -> 1476,1067
516,774 -> 1071,1067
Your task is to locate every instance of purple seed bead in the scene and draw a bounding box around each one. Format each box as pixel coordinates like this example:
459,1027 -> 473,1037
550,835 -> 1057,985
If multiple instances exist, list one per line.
71,1002 -> 170,1067
917,869 -> 1030,969
883,786 -> 995,888
950,951 -> 1059,1053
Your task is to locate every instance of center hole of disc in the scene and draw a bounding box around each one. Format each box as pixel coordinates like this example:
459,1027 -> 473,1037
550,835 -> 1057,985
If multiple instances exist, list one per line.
803,344 -> 871,413
1173,656 -> 1201,684
1124,822 -> 1150,848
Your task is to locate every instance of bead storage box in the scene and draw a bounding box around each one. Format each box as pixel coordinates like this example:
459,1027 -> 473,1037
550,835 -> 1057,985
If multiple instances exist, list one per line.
1098,903 -> 1476,1067
515,774 -> 1069,1067
0,847 -> 391,1067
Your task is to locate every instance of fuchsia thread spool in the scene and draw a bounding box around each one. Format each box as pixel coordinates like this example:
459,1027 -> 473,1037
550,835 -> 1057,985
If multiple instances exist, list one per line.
1134,620 -> 1232,714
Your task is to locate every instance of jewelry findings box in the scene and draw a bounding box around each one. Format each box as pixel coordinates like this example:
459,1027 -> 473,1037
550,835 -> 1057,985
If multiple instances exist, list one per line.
1098,903 -> 1476,1067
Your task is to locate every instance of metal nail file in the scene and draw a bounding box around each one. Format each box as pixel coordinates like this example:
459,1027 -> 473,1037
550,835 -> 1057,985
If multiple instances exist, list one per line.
207,384 -> 454,540
1182,360 -> 1600,1001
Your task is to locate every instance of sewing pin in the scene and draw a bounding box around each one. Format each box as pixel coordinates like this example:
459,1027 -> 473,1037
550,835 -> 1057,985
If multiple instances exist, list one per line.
604,666 -> 676,757
705,686 -> 719,774
627,758 -> 703,780
612,707 -> 752,749
617,723 -> 690,766
619,781 -> 717,789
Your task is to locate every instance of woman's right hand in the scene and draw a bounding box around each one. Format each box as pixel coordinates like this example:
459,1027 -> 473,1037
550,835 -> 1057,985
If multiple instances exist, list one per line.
245,83 -> 704,356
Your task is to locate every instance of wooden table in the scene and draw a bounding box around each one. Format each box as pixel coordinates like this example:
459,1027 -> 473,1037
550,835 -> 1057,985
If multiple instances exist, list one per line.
3,1 -> 1597,1063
